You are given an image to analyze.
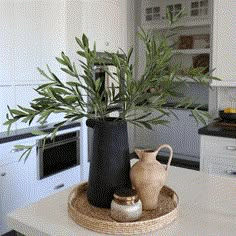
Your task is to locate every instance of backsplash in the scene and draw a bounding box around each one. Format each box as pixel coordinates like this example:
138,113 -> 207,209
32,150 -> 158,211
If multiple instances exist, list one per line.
217,87 -> 236,110
167,82 -> 209,107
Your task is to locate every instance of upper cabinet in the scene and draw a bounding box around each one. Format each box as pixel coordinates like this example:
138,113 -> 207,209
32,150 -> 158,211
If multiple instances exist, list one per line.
138,0 -> 212,82
211,0 -> 236,86
141,0 -> 212,29
0,0 -> 66,86
81,0 -> 127,52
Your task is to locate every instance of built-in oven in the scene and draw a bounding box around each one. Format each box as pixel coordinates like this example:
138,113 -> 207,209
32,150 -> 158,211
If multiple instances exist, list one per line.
37,130 -> 80,179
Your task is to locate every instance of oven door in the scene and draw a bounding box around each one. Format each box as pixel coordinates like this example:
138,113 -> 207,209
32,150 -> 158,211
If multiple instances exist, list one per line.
37,130 -> 80,179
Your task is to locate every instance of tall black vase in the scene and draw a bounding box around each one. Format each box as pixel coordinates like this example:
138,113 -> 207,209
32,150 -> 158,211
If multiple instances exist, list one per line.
86,118 -> 131,208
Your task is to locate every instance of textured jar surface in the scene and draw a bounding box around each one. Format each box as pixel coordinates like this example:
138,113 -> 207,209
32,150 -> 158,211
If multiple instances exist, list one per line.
110,200 -> 142,222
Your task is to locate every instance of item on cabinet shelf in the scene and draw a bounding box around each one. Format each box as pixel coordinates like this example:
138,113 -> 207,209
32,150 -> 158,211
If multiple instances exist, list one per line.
178,36 -> 193,49
192,53 -> 209,74
130,144 -> 173,210
68,182 -> 179,235
86,118 -> 131,209
110,188 -> 142,222
193,34 -> 210,49
219,110 -> 236,122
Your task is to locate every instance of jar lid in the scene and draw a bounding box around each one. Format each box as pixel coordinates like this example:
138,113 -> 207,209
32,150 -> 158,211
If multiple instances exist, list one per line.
113,188 -> 139,205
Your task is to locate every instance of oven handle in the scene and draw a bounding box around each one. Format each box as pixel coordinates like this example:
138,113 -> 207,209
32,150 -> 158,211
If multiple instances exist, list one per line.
38,137 -> 79,149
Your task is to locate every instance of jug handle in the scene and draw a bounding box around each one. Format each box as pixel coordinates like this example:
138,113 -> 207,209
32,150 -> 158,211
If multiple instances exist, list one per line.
156,144 -> 173,172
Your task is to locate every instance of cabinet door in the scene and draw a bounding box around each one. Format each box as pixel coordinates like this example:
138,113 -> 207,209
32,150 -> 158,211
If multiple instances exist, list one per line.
14,85 -> 40,129
0,161 -> 30,234
0,1 -> 14,86
204,157 -> 236,178
212,0 -> 236,86
0,86 -> 16,132
141,0 -> 164,25
32,165 -> 81,201
81,0 -> 126,52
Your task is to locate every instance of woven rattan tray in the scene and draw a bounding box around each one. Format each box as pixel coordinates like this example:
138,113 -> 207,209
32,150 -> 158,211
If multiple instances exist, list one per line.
68,182 -> 179,235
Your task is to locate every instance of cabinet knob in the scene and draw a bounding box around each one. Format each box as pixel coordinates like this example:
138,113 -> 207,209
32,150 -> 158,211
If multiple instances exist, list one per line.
1,172 -> 6,177
226,146 -> 236,151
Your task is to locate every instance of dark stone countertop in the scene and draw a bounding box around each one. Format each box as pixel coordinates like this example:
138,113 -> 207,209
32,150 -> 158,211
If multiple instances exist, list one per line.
163,103 -> 208,111
198,121 -> 236,139
0,121 -> 81,144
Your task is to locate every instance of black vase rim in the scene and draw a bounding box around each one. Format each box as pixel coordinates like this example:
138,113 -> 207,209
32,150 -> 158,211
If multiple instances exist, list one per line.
86,117 -> 127,128
89,117 -> 124,121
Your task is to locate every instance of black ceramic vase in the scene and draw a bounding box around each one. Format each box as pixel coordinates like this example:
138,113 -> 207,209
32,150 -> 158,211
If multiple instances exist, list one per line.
86,118 -> 131,208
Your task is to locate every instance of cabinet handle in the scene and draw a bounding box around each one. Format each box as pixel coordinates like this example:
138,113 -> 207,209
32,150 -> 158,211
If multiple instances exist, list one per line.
1,172 -> 6,177
105,41 -> 110,46
54,183 -> 65,190
226,146 -> 236,151
225,170 -> 236,176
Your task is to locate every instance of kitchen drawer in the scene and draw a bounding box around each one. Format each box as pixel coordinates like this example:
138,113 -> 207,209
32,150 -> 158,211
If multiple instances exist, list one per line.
32,165 -> 81,201
0,137 -> 36,166
204,157 -> 236,178
201,135 -> 236,159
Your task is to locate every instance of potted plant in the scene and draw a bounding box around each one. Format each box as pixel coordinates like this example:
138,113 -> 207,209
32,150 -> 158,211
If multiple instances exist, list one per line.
4,16 -> 218,208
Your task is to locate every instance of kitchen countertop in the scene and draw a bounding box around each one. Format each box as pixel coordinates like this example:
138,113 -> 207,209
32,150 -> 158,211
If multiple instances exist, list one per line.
8,166 -> 236,236
198,121 -> 236,139
0,121 -> 81,144
163,102 -> 208,111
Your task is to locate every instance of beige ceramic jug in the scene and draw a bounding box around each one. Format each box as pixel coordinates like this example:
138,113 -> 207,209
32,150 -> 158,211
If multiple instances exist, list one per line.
130,144 -> 173,210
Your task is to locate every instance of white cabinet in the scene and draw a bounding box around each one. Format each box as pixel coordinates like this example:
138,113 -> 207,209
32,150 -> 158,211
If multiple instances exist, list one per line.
139,0 -> 212,82
81,0 -> 127,52
0,0 -> 66,86
211,0 -> 236,86
0,161 -> 31,235
141,0 -> 212,28
0,137 -> 36,235
0,86 -> 16,132
14,85 -> 41,129
200,135 -> 236,177
32,165 -> 81,202
0,0 -> 14,86
135,109 -> 202,160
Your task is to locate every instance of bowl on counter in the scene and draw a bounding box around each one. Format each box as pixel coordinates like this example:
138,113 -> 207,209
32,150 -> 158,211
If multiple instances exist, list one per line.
219,110 -> 236,121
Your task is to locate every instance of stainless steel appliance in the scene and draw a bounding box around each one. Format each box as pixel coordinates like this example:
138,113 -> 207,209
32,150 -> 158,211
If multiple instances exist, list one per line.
37,131 -> 80,179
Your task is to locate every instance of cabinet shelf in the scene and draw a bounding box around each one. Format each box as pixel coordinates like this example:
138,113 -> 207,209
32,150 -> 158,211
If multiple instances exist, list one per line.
142,18 -> 211,31
173,48 -> 211,55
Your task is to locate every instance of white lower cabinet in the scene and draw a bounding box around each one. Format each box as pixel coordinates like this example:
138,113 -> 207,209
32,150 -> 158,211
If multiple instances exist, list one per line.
0,137 -> 36,235
0,161 -> 31,235
0,136 -> 81,234
200,135 -> 236,177
32,166 -> 81,202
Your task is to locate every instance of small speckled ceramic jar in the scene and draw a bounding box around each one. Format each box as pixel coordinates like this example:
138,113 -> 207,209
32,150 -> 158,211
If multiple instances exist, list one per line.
110,188 -> 142,222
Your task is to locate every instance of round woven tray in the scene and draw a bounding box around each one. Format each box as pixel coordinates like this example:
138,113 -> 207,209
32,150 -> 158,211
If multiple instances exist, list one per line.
68,182 -> 179,235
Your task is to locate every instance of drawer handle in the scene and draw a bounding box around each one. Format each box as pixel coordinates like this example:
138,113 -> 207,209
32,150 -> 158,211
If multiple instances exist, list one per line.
54,184 -> 65,190
1,172 -> 6,177
226,146 -> 236,151
225,170 -> 236,176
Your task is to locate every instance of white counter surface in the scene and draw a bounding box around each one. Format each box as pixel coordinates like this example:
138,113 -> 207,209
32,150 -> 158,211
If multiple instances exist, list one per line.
8,167 -> 236,236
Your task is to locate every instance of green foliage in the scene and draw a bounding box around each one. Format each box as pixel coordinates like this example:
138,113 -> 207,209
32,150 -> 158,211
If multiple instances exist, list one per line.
5,17 -> 219,136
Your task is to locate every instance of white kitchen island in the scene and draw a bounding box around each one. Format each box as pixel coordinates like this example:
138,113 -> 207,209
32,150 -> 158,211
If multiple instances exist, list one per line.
8,166 -> 236,236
